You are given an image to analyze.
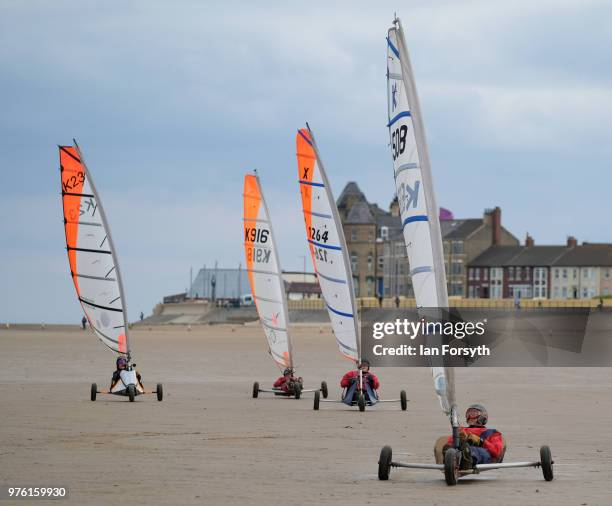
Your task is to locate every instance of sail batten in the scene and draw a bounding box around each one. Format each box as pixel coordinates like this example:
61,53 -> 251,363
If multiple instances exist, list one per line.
243,173 -> 293,370
59,143 -> 130,356
295,127 -> 360,363
387,18 -> 456,417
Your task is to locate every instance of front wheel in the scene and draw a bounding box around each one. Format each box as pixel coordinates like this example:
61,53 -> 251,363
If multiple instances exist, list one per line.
294,384 -> 301,400
320,381 -> 328,399
127,384 -> 135,402
378,445 -> 392,480
358,392 -> 366,412
540,446 -> 554,481
156,383 -> 163,402
444,448 -> 459,486
90,383 -> 97,402
400,390 -> 407,411
313,390 -> 320,410
252,382 -> 259,398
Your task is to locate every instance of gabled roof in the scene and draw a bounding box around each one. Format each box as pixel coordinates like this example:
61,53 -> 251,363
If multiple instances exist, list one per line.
553,244 -> 612,267
507,246 -> 568,266
346,200 -> 375,224
443,219 -> 483,240
469,246 -> 524,266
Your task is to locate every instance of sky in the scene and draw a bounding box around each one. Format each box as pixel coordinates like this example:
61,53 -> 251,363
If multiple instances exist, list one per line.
1,0 -> 611,323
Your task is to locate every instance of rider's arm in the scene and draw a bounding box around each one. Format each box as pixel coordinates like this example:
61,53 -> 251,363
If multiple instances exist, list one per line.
482,431 -> 504,460
273,377 -> 286,388
340,372 -> 354,388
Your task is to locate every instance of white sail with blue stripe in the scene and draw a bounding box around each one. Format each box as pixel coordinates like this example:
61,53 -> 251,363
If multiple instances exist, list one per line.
387,17 -> 456,417
296,126 -> 360,363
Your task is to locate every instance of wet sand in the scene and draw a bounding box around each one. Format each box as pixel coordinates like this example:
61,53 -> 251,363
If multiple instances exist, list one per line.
0,325 -> 610,505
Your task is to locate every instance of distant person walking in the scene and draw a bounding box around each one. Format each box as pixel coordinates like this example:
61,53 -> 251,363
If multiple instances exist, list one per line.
140,311 -> 144,321
378,294 -> 383,308
395,295 -> 400,308
81,316 -> 87,330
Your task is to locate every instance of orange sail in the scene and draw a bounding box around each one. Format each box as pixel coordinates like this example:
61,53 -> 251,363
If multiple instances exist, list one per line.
59,143 -> 129,355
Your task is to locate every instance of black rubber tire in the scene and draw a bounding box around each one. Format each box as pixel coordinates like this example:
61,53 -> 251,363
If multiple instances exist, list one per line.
90,383 -> 97,402
444,448 -> 459,486
294,384 -> 301,400
252,382 -> 259,398
378,445 -> 392,480
313,390 -> 320,410
320,381 -> 328,399
400,390 -> 407,411
540,445 -> 554,481
156,383 -> 163,402
127,384 -> 135,402
358,392 -> 366,412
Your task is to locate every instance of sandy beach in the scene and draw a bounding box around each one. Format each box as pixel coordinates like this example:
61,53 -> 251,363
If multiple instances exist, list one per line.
0,324 -> 610,505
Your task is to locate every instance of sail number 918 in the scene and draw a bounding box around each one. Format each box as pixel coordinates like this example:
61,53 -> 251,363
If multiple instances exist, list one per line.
391,125 -> 408,161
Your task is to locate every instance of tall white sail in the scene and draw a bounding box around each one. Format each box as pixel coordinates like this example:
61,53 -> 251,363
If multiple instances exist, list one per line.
296,127 -> 360,363
243,173 -> 293,369
59,142 -> 130,356
387,18 -> 456,416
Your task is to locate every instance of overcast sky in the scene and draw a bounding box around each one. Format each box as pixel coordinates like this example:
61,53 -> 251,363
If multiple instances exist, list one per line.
1,0 -> 611,323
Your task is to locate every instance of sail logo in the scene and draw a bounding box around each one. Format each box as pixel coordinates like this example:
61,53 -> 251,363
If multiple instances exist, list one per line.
391,83 -> 398,110
398,180 -> 420,212
245,245 -> 271,264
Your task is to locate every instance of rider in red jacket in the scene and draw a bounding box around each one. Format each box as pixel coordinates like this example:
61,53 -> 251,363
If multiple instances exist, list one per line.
340,360 -> 380,391
446,404 -> 504,468
273,368 -> 303,393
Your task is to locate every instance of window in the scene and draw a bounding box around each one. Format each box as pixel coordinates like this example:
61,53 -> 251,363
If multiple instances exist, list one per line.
572,269 -> 577,279
367,253 -> 373,271
378,256 -> 384,270
380,226 -> 389,241
562,287 -> 567,298
524,268 -> 530,280
452,262 -> 462,275
554,269 -> 559,279
468,268 -> 474,280
351,229 -> 357,241
516,267 -> 522,281
583,287 -> 588,298
508,267 -> 514,280
484,269 -> 488,281
562,269 -> 567,279
606,269 -> 610,279
452,241 -> 464,254
351,252 -> 358,272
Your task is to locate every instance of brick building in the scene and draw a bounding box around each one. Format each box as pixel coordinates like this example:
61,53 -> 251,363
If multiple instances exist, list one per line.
337,181 -> 518,298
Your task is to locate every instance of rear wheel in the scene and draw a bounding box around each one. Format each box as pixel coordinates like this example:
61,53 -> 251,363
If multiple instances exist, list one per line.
320,381 -> 328,399
540,446 -> 554,481
294,384 -> 301,400
358,392 -> 366,412
252,382 -> 259,398
127,384 -> 135,402
400,390 -> 407,411
156,383 -> 163,402
313,390 -> 320,410
90,383 -> 97,402
444,448 -> 459,486
378,445 -> 392,480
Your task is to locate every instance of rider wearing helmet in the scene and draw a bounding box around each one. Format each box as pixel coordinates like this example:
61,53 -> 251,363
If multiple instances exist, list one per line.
340,360 -> 380,401
273,367 -> 303,394
446,404 -> 504,468
110,356 -> 142,389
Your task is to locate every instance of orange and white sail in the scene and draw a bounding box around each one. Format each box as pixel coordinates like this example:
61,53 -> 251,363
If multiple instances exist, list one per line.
59,142 -> 130,356
296,126 -> 360,363
243,173 -> 293,369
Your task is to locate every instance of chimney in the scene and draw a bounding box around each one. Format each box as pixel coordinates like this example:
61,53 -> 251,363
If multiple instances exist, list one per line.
525,233 -> 534,247
567,236 -> 577,248
389,196 -> 400,217
484,207 -> 502,245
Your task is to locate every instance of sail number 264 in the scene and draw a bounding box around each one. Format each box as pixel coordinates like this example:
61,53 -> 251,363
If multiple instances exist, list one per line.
391,125 -> 408,161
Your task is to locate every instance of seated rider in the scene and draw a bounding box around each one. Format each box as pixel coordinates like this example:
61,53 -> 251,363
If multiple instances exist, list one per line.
340,360 -> 380,401
110,356 -> 142,389
445,404 -> 504,468
273,368 -> 303,393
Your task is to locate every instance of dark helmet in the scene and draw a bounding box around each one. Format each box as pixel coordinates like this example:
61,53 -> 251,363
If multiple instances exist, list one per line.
466,403 -> 488,426
283,368 -> 293,376
359,359 -> 370,369
116,356 -> 127,368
